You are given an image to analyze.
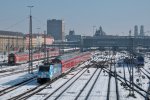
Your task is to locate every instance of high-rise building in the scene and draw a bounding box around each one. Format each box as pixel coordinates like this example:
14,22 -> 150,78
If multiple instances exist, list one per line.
47,19 -> 65,41
140,25 -> 144,36
134,25 -> 138,37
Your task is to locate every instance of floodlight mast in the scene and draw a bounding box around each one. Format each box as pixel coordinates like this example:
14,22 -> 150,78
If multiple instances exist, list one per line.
27,6 -> 34,73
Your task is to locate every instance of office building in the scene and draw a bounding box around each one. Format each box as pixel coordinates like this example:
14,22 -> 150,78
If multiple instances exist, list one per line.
47,19 -> 65,41
25,33 -> 54,49
0,30 -> 24,52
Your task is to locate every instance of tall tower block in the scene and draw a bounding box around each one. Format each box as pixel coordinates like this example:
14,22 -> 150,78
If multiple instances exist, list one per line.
47,19 -> 65,41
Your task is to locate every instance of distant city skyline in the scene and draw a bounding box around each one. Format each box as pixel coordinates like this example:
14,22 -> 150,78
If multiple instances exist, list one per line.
0,0 -> 150,36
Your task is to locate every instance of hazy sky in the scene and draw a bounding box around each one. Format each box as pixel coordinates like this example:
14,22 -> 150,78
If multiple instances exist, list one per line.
0,0 -> 150,36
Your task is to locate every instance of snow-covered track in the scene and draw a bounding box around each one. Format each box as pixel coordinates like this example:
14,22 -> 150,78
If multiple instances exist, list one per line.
0,67 -> 37,78
7,62 -> 92,100
0,76 -> 36,96
42,59 -> 105,100
43,67 -> 91,100
103,67 -> 148,98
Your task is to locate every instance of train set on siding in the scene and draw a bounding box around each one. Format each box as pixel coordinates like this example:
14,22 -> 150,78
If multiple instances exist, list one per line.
8,48 -> 60,65
37,52 -> 92,83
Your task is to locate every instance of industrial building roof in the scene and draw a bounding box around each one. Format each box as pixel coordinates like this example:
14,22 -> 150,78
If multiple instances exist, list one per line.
0,30 -> 23,36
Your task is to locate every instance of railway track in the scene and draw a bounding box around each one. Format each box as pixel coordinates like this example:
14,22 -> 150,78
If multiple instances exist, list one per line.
139,67 -> 150,100
0,57 -> 52,74
73,68 -> 101,100
83,68 -> 102,100
79,57 -> 109,100
8,82 -> 49,100
104,66 -> 148,98
140,68 -> 150,80
42,67 -> 93,100
141,67 -> 150,77
114,61 -> 120,100
0,60 -> 42,78
3,52 -> 150,100
42,57 -> 106,100
122,64 -> 147,98
7,60 -> 93,100
74,56 -> 108,100
106,64 -> 112,100
0,66 -> 37,78
105,55 -> 120,100
0,76 -> 36,96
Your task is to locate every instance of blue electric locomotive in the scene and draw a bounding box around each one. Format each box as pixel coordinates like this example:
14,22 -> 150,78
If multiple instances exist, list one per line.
37,52 -> 92,83
37,59 -> 62,83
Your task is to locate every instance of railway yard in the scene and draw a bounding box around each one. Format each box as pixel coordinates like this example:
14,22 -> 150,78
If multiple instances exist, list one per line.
0,51 -> 150,100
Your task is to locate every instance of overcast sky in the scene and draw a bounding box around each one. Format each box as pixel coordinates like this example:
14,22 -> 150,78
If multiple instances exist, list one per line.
0,0 -> 150,36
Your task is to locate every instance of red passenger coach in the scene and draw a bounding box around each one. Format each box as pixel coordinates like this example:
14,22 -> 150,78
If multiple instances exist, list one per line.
8,48 -> 60,65
55,52 -> 91,73
37,51 -> 91,83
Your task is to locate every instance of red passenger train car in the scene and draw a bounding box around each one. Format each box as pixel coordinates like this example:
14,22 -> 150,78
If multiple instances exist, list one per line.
37,51 -> 92,83
55,52 -> 91,72
8,48 -> 59,65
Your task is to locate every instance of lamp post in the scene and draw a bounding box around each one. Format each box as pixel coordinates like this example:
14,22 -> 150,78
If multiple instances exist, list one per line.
37,27 -> 40,66
37,27 -> 41,49
27,6 -> 34,73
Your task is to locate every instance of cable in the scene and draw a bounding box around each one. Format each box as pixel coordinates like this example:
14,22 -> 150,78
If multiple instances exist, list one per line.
32,16 -> 46,30
4,17 -> 28,30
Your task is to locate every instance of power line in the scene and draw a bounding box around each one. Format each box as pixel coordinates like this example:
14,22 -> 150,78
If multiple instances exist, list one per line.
32,16 -> 46,30
4,17 -> 28,30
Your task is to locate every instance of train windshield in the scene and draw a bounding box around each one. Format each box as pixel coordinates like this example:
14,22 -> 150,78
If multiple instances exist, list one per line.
8,53 -> 15,63
39,65 -> 50,72
52,58 -> 61,63
137,56 -> 144,61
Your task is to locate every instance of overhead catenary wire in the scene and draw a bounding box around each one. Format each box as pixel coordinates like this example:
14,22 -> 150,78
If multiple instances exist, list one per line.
4,17 -> 28,31
32,16 -> 46,31
3,16 -> 46,34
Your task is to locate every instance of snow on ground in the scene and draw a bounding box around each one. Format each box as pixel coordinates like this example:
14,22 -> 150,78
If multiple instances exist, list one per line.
0,60 -> 41,77
115,52 -> 149,100
0,54 -> 7,62
53,68 -> 97,100
0,78 -> 38,100
0,51 -> 150,100
27,67 -> 89,100
77,69 -> 101,100
88,70 -> 109,100
0,71 -> 37,91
